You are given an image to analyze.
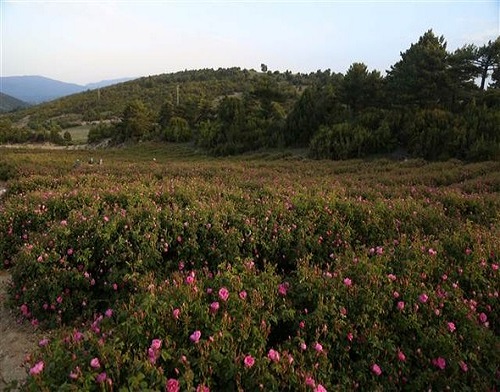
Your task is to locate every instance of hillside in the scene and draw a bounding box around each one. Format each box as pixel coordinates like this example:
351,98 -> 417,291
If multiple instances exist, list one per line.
0,92 -> 30,113
2,67 -> 311,126
0,31 -> 499,161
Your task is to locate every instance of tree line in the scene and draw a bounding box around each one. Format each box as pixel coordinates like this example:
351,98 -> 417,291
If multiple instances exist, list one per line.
2,30 -> 500,160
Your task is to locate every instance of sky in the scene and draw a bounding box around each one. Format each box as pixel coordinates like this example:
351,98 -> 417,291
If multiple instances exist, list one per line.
1,0 -> 499,85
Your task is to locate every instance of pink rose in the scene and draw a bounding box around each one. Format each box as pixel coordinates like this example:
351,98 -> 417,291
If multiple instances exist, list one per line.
209,301 -> 220,314
39,338 -> 49,347
166,378 -> 180,392
432,357 -> 446,370
190,330 -> 201,343
96,372 -> 107,383
243,355 -> 255,368
151,339 -> 162,351
479,312 -> 488,323
29,361 -> 44,375
268,349 -> 280,362
305,376 -> 316,387
90,357 -> 101,369
218,287 -> 229,302
419,293 -> 428,303
371,363 -> 382,376
278,283 -> 288,296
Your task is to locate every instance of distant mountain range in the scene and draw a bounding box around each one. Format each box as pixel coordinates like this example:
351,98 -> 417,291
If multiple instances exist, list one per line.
0,92 -> 30,113
0,75 -> 135,104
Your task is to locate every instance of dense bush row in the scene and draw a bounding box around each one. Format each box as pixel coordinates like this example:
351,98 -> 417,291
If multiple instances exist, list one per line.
0,147 -> 499,390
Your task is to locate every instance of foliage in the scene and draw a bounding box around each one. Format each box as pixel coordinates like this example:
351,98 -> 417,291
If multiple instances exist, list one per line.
0,146 -> 498,390
87,123 -> 115,144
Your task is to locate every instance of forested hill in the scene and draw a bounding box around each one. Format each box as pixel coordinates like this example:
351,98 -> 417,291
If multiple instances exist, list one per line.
3,67 -> 309,125
0,93 -> 30,113
1,30 -> 500,161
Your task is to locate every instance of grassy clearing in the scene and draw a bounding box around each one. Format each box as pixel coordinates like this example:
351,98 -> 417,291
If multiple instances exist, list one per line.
63,124 -> 91,144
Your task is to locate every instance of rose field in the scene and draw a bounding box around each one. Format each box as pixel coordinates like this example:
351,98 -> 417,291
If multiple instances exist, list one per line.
0,145 -> 499,391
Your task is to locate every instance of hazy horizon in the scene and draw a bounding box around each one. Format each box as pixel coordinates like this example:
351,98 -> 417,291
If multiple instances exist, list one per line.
1,0 -> 499,85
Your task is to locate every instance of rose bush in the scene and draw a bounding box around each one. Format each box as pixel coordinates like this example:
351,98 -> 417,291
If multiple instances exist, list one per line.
0,146 -> 498,390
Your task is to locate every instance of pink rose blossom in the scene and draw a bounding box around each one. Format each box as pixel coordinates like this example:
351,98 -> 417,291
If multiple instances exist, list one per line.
419,293 -> 429,303
185,275 -> 195,285
190,330 -> 201,343
371,363 -> 382,376
69,366 -> 81,380
166,378 -> 180,392
243,355 -> 255,368
105,308 -> 113,318
39,338 -> 49,347
397,301 -> 405,310
90,357 -> 101,369
278,282 -> 289,296
20,304 -> 29,316
314,342 -> 323,353
432,357 -> 446,370
29,361 -> 44,375
268,349 -> 280,362
305,376 -> 316,387
148,348 -> 158,364
315,385 -> 327,392
73,330 -> 83,342
343,277 -> 352,286
300,342 -> 307,351
397,351 -> 406,362
172,308 -> 180,320
96,372 -> 107,383
209,301 -> 220,314
218,287 -> 229,302
479,312 -> 488,323
347,332 -> 354,342
239,290 -> 247,300
151,339 -> 162,351
459,360 -> 468,372
447,322 -> 456,332
387,273 -> 397,281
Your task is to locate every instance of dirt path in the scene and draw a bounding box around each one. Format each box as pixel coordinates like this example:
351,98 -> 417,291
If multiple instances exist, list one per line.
0,272 -> 39,391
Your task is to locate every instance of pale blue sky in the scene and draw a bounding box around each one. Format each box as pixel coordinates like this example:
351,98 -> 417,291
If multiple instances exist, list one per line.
1,1 -> 498,85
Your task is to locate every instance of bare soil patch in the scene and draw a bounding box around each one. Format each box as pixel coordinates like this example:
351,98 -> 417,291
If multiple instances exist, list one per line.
0,272 -> 40,391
